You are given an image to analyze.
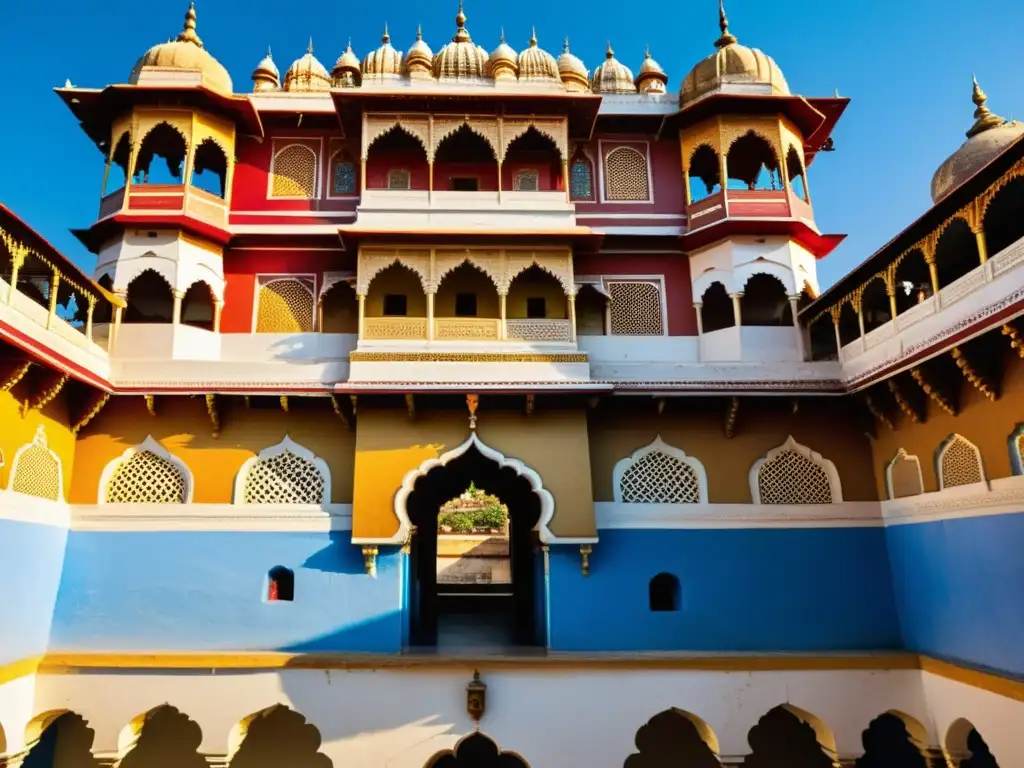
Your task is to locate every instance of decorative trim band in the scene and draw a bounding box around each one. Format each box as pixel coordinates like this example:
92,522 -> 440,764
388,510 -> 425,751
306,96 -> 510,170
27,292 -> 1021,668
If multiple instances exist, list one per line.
349,352 -> 589,363
881,476 -> 1024,525
0,491 -> 70,528
595,501 -> 882,529
70,503 -> 353,532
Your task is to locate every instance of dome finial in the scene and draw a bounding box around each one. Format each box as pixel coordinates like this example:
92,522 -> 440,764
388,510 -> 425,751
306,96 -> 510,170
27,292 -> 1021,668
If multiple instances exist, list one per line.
563,36 -> 570,53
177,1 -> 203,48
307,37 -> 314,55
500,26 -> 505,43
606,41 -> 614,58
715,0 -> 738,48
967,75 -> 1006,138
417,24 -> 423,40
382,22 -> 390,43
530,27 -> 537,47
454,0 -> 470,42
645,44 -> 651,58
267,46 -> 273,59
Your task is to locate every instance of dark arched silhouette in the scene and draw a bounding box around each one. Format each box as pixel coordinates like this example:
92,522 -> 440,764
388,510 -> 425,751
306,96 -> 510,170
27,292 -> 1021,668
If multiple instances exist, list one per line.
648,574 -> 680,612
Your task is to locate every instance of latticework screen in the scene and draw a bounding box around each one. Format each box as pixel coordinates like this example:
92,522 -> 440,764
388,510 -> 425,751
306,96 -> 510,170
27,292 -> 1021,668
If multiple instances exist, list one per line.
11,445 -> 61,501
620,451 -> 700,503
940,436 -> 984,488
387,169 -> 411,190
332,160 -> 356,195
757,450 -> 833,504
608,282 -> 664,336
242,451 -> 326,504
603,147 -> 650,201
256,278 -> 314,333
105,451 -> 187,504
514,170 -> 539,191
889,453 -> 924,499
271,145 -> 317,198
570,160 -> 593,200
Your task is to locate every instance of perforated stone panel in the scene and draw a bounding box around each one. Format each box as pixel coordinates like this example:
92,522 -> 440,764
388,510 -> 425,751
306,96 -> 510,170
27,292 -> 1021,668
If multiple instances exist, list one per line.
11,445 -> 61,501
271,145 -> 316,198
604,147 -> 650,201
106,451 -> 187,504
940,436 -> 984,488
620,451 -> 700,503
242,451 -> 325,504
608,282 -> 664,336
570,160 -> 593,200
256,279 -> 314,333
757,450 -> 833,504
332,161 -> 356,195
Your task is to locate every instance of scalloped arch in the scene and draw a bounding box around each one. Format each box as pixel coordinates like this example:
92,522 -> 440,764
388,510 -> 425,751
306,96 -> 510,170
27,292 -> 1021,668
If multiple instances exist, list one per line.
98,436 -> 194,504
501,121 -> 566,161
734,261 -> 796,295
365,120 -> 430,159
612,435 -> 708,504
431,119 -> 499,162
358,255 -> 430,295
232,435 -> 331,505
687,140 -> 719,166
505,257 -> 574,295
749,435 -> 842,504
433,255 -> 502,294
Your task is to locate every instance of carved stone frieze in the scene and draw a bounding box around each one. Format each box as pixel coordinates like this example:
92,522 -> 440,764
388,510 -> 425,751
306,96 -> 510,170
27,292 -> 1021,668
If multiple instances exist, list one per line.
500,118 -> 568,161
363,115 -> 430,159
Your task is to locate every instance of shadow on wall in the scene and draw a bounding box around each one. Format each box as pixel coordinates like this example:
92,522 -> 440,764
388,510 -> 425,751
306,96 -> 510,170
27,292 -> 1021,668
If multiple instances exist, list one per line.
300,531 -> 371,575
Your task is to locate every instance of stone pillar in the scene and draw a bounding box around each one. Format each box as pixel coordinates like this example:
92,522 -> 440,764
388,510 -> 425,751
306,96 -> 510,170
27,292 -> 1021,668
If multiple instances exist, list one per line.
46,271 -> 61,330
111,302 -> 124,353
357,294 -> 366,339
788,294 -> 806,360
974,227 -> 989,264
85,296 -> 96,342
926,258 -> 940,295
499,293 -> 507,340
172,289 -> 184,325
730,292 -> 743,326
857,307 -> 866,339
833,317 -> 842,358
568,294 -> 577,343
213,300 -> 224,333
562,159 -> 570,203
694,301 -> 703,362
427,292 -> 435,341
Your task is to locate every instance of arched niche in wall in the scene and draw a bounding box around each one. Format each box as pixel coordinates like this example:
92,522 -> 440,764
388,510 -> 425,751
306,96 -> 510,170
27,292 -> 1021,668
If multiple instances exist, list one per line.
936,433 -> 986,491
750,436 -> 842,505
116,705 -> 206,768
857,710 -> 933,768
99,436 -> 193,504
233,436 -> 331,505
8,425 -> 64,502
741,704 -> 837,767
20,710 -> 99,768
612,436 -> 708,504
227,705 -> 331,768
886,449 -> 925,500
424,732 -> 529,768
624,708 -> 721,767
945,718 -> 1001,768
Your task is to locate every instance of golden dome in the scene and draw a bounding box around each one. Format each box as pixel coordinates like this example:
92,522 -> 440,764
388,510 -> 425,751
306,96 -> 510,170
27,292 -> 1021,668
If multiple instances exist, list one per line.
362,24 -> 404,78
591,43 -> 636,94
636,47 -> 667,94
284,40 -> 332,92
680,1 -> 788,107
405,26 -> 434,77
129,3 -> 233,95
557,38 -> 589,93
488,31 -> 518,80
433,2 -> 490,81
517,30 -> 560,83
332,41 -> 361,87
931,78 -> 1024,203
251,48 -> 280,92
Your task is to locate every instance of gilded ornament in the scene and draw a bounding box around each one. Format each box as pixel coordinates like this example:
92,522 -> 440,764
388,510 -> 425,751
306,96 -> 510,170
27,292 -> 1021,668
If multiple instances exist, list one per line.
887,380 -> 920,424
910,367 -> 956,416
72,392 -> 111,435
516,29 -> 560,84
950,347 -> 996,401
329,394 -> 351,428
863,394 -> 894,432
25,373 -> 69,415
0,361 -> 32,393
466,393 -> 479,429
635,47 -> 668,94
432,2 -> 489,81
556,38 -> 589,92
724,396 -> 740,438
205,393 -> 220,438
466,671 -> 486,721
284,39 -> 331,92
362,546 -> 379,576
580,544 -> 593,576
145,395 -> 157,416
1001,324 -> 1024,359
590,43 -> 636,94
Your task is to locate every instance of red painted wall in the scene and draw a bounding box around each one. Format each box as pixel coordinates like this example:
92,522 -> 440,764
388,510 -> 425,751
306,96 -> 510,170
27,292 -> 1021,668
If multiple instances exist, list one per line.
573,136 -> 686,215
366,150 -> 429,190
574,251 -> 696,336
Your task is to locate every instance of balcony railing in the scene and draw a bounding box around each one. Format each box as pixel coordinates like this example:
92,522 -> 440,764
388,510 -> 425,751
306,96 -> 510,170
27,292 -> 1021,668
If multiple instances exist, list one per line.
505,318 -> 572,342
363,317 -> 429,340
434,318 -> 500,340
356,189 -> 575,231
101,184 -> 229,230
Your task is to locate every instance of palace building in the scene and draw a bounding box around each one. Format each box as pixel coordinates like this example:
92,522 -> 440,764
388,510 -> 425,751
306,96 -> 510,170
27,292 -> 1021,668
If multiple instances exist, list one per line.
1,1 -> 1023,765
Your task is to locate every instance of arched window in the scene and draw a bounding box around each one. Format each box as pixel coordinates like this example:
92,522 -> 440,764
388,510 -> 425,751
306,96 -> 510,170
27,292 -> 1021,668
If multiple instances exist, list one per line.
180,281 -> 215,330
860,277 -> 892,333
688,144 -> 721,202
726,131 -> 782,191
255,277 -> 315,333
8,426 -> 63,502
893,249 -> 932,316
1009,424 -> 1024,476
741,273 -> 791,326
934,218 -> 981,289
613,436 -> 708,503
751,436 -> 841,504
270,144 -> 317,198
649,573 -> 681,612
937,434 -> 985,490
105,132 -> 131,194
330,151 -> 357,196
982,175 -> 1024,258
603,146 -> 650,201
267,566 -> 294,602
700,281 -> 734,332
837,301 -> 861,347
606,280 -> 664,336
570,147 -> 594,201
124,269 -> 174,324
886,449 -> 924,500
366,125 -> 428,190
134,123 -> 187,185
190,138 -> 228,198
100,437 -> 192,504
320,278 -> 358,333
235,437 -> 330,505
786,146 -> 808,201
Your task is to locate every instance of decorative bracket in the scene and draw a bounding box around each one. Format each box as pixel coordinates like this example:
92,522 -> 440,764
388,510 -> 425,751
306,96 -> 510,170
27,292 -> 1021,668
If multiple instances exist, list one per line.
205,393 -> 220,438
466,671 -> 487,722
580,544 -> 593,577
25,372 -> 68,415
466,393 -> 479,430
362,546 -> 378,577
887,380 -> 921,424
405,393 -> 416,421
951,347 -> 997,401
863,393 -> 894,432
144,395 -> 157,416
330,393 -> 350,429
656,397 -> 666,415
279,395 -> 290,412
1002,323 -> 1024,359
0,361 -> 31,392
724,396 -> 740,438
910,367 -> 956,416
525,394 -> 535,416
72,392 -> 111,435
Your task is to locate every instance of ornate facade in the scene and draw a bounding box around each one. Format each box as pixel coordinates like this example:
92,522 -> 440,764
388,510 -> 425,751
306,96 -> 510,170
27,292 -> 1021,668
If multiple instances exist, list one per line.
0,2 -> 1023,767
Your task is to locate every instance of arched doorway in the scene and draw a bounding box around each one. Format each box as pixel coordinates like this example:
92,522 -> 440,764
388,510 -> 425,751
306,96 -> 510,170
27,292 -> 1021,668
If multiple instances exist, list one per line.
403,436 -> 547,650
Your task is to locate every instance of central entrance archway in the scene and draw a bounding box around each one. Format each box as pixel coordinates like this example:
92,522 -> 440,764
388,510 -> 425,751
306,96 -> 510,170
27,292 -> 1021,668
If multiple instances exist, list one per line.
404,437 -> 547,649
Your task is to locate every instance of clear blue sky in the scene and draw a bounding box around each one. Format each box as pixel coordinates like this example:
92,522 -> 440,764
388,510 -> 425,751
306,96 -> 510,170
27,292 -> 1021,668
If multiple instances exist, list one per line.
0,0 -> 1021,287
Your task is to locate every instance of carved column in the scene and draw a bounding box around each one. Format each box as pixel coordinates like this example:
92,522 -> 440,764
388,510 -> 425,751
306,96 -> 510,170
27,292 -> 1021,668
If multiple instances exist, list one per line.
562,158 -> 570,202
111,300 -> 124,353
694,301 -> 704,362
857,306 -> 866,339
427,291 -> 435,341
357,293 -> 366,339
887,286 -> 898,320
499,293 -> 507,340
85,296 -> 96,342
973,226 -> 989,264
172,289 -> 184,325
6,249 -> 22,304
788,294 -> 806,360
568,294 -> 577,343
730,292 -> 743,326
213,300 -> 224,332
832,316 -> 842,357
46,270 -> 61,330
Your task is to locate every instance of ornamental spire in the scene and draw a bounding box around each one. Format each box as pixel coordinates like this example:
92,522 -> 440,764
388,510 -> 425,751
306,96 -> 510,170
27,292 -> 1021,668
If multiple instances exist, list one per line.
530,27 -> 537,47
714,0 -> 738,48
307,38 -> 314,55
454,0 -> 470,42
606,41 -> 615,59
967,76 -> 1007,138
563,36 -> 570,54
177,1 -> 203,48
382,22 -> 390,43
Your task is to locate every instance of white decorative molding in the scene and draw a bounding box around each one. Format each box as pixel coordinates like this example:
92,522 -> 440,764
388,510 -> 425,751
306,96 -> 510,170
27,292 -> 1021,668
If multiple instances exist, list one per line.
882,475 -> 1024,526
7,425 -> 65,503
749,436 -> 843,505
885,449 -> 925,501
936,433 -> 988,492
98,436 -> 194,504
232,435 -> 332,505
596,501 -> 882,529
612,435 -> 708,504
70,503 -> 352,532
0,490 -> 70,528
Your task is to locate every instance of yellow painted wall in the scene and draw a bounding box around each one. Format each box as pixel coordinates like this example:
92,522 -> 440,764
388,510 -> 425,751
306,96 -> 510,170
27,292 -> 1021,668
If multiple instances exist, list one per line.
365,267 -> 427,317
71,397 -> 355,504
0,384 -> 74,498
435,267 -> 499,318
353,408 -> 596,539
869,355 -> 1024,497
589,398 -> 879,503
507,272 -> 568,319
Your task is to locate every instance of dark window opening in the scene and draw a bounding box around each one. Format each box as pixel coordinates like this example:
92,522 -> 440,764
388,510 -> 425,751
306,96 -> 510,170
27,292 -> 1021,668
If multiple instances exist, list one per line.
267,566 -> 294,602
455,293 -> 478,317
526,297 -> 547,319
649,573 -> 680,612
450,177 -> 479,192
383,294 -> 408,317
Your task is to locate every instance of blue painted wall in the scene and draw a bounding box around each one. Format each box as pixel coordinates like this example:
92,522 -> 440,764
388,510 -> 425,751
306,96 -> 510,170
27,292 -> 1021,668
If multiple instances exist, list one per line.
50,531 -> 403,653
885,512 -> 1024,678
547,528 -> 902,652
0,519 -> 67,665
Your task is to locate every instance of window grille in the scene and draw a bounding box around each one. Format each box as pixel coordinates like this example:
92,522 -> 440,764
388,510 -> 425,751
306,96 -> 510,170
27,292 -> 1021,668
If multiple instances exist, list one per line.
387,169 -> 411,190
620,451 -> 700,503
608,281 -> 664,336
756,442 -> 835,504
604,146 -> 650,201
570,159 -> 593,200
9,428 -> 61,502
243,450 -> 326,505
514,169 -> 539,191
271,145 -> 317,198
105,450 -> 187,504
332,160 -> 356,195
256,278 -> 315,333
938,434 -> 985,489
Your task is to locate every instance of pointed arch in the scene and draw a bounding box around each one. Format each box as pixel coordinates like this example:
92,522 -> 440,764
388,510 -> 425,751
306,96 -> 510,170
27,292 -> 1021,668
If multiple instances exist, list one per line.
726,130 -> 782,192
180,279 -> 216,330
125,268 -> 174,324
431,121 -> 499,163
603,146 -> 651,202
886,449 -> 925,499
743,704 -> 837,767
105,131 -> 133,194
191,137 -> 229,198
256,276 -> 316,333
116,705 -> 205,768
625,708 -> 721,767
227,705 -> 331,768
786,145 -> 808,201
424,731 -> 529,768
937,433 -> 986,490
569,144 -> 595,201
134,122 -> 187,185
233,436 -> 331,505
740,272 -> 792,326
857,710 -> 931,767
364,119 -> 430,159
688,143 -> 722,202
750,436 -> 842,504
945,719 -> 1001,767
8,426 -> 63,502
390,432 -> 557,546
700,281 -> 735,332
358,255 -> 431,296
21,710 -> 98,768
99,436 -> 193,504
612,435 -> 708,504
270,143 -> 318,198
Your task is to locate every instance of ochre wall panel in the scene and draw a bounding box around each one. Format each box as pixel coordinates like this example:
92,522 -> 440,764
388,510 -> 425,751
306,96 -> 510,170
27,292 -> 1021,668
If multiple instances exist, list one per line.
870,356 -> 1024,497
353,408 -> 595,539
71,397 -> 354,503
0,385 -> 74,497
589,399 -> 877,503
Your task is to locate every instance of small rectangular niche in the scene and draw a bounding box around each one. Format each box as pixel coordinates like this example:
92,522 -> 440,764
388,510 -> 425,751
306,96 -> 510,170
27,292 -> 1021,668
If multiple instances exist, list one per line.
383,294 -> 408,317
526,297 -> 547,319
450,177 -> 479,192
455,293 -> 478,318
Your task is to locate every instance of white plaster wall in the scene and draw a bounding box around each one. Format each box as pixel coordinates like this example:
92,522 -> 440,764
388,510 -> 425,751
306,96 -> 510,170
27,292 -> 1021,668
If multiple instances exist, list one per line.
689,238 -> 821,299
357,190 -> 576,231
0,675 -> 38,754
95,230 -> 225,298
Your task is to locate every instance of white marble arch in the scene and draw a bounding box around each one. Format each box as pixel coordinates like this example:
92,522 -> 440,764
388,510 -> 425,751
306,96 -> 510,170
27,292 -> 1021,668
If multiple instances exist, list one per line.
7,426 -> 64,503
232,436 -> 331,505
749,436 -> 843,505
936,433 -> 988,492
886,449 -> 925,500
734,261 -> 797,296
612,435 -> 708,504
366,431 -> 582,546
98,436 -> 194,504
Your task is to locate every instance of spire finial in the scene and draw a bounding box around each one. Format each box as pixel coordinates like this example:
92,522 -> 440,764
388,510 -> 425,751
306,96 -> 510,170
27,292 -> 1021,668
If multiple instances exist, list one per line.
966,75 -> 1006,138
606,41 -> 614,58
307,37 -> 314,55
500,26 -> 505,43
454,0 -> 470,42
177,1 -> 203,47
563,36 -> 570,53
645,44 -> 651,58
417,24 -> 423,41
382,22 -> 390,43
714,0 -> 738,48
530,26 -> 537,46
